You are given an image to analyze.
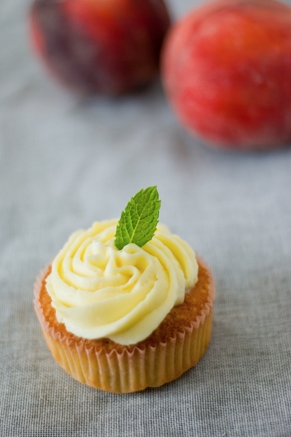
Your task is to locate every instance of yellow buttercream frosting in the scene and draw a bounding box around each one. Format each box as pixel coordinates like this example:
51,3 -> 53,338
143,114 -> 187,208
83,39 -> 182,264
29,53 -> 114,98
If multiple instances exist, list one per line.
46,220 -> 198,345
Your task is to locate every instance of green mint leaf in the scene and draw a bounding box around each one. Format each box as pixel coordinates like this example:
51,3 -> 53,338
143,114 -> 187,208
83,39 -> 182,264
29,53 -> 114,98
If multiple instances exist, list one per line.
115,186 -> 161,250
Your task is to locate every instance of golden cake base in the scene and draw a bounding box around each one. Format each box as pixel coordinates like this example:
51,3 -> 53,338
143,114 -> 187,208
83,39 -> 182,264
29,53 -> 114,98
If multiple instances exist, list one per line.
34,257 -> 215,393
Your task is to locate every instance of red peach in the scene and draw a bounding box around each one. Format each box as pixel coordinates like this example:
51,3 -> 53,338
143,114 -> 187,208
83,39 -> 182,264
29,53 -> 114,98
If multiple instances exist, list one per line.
162,0 -> 291,150
29,0 -> 170,95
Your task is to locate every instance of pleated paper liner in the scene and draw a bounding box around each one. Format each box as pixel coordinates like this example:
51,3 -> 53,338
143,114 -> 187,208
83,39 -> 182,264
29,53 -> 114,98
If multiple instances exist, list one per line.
34,256 -> 215,394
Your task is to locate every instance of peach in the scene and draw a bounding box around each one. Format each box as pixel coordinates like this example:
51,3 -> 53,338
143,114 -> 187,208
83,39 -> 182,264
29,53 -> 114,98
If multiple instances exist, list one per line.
162,0 -> 291,150
29,0 -> 170,95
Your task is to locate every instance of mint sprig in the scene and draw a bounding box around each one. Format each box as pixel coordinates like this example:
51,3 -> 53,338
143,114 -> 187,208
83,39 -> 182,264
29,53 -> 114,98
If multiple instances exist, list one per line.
115,186 -> 161,250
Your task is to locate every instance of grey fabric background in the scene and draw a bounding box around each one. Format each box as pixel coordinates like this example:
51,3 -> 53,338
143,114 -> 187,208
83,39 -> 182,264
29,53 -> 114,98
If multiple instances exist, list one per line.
1,0 -> 291,436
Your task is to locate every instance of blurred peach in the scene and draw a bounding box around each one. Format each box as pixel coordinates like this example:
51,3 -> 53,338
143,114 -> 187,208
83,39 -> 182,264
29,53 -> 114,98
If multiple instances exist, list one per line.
162,0 -> 291,150
30,0 -> 170,95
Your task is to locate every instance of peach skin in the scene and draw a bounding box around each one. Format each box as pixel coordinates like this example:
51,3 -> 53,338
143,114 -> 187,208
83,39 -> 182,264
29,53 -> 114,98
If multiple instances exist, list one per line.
30,0 -> 170,95
162,0 -> 291,150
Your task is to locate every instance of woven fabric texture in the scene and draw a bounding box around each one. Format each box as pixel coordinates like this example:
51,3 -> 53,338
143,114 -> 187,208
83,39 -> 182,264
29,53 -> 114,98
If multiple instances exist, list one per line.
0,0 -> 291,436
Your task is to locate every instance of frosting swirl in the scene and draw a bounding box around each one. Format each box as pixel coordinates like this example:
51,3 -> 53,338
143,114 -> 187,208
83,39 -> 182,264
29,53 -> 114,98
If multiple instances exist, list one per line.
46,220 -> 198,345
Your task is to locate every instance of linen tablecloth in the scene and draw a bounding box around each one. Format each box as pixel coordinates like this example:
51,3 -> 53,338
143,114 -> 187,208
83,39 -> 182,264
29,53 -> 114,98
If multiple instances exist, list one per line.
1,0 -> 291,435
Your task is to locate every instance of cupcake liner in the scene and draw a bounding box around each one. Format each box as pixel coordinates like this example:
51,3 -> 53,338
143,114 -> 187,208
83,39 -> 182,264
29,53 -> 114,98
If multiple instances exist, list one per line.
34,256 -> 215,394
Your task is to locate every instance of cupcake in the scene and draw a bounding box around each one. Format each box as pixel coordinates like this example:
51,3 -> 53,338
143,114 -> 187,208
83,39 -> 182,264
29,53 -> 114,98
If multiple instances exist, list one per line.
34,187 -> 215,393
